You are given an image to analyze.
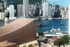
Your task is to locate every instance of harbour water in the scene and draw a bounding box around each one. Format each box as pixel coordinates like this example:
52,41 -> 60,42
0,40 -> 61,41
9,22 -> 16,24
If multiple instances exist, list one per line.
37,19 -> 68,33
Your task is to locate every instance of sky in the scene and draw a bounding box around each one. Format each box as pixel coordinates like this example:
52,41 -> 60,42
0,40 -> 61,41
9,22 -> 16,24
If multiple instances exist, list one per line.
46,0 -> 70,7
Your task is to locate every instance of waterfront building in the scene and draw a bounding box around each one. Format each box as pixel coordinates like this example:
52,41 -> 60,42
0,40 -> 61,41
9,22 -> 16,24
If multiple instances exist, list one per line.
0,3 -> 5,20
0,3 -> 2,12
0,19 -> 37,47
17,4 -> 35,18
29,5 -> 34,9
42,1 -> 48,19
48,4 -> 52,18
64,7 -> 69,18
34,2 -> 40,17
0,12 -> 4,20
52,2 -> 55,18
9,5 -> 15,20
60,5 -> 66,18
54,5 -> 61,18
42,0 -> 52,19
17,4 -> 23,18
29,5 -> 35,17
23,0 -> 29,18
29,7 -> 34,17
65,7 -> 69,18
4,5 -> 16,20
60,10 -> 66,18
4,0 -> 7,9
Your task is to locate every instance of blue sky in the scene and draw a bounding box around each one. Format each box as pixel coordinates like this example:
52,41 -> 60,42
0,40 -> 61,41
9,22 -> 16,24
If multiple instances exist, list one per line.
46,0 -> 70,7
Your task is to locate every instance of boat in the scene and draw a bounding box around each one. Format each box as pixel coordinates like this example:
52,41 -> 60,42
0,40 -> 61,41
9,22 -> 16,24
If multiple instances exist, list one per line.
60,23 -> 63,25
57,28 -> 60,31
52,28 -> 57,31
39,21 -> 42,27
48,18 -> 53,20
39,18 -> 42,27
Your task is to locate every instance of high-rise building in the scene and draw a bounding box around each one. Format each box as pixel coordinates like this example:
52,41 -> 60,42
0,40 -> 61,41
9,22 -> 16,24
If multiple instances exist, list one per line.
59,5 -> 64,11
60,5 -> 66,18
23,0 -> 29,18
17,4 -> 23,18
0,12 -> 4,20
60,10 -> 66,18
54,5 -> 61,18
48,4 -> 52,18
42,1 -> 52,19
52,2 -> 55,18
68,5 -> 70,35
29,5 -> 34,17
34,2 -> 40,17
42,1 -> 49,19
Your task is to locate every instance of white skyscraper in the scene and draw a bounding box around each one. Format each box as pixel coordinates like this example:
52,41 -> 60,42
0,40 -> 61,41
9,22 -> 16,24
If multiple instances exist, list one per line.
52,2 -> 55,17
42,1 -> 49,19
17,4 -> 23,18
23,0 -> 29,18
48,4 -> 52,18
9,5 -> 16,20
42,0 -> 52,19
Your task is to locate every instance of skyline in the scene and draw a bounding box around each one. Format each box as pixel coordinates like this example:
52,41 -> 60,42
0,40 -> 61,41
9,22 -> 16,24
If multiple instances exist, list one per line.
46,0 -> 70,7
